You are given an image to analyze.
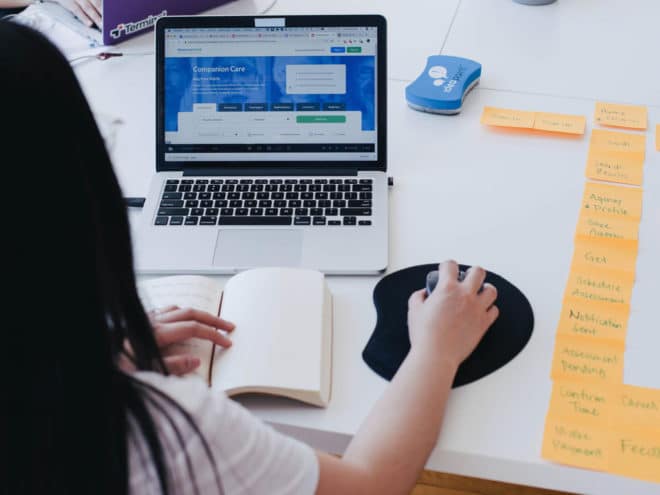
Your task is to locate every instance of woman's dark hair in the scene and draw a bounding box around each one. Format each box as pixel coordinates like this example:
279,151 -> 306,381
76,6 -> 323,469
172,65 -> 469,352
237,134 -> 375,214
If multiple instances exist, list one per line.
1,21 -> 221,495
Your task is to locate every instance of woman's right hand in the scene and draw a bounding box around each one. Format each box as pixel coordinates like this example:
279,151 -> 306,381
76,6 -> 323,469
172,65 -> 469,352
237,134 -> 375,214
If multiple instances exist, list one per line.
56,0 -> 102,28
407,260 -> 499,370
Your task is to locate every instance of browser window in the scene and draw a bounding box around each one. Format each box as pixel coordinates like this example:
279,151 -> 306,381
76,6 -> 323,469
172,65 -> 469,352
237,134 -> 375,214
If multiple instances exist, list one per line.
163,26 -> 378,162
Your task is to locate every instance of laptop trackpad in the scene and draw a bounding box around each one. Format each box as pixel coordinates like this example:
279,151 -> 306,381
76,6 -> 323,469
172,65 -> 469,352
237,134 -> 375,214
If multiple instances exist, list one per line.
213,229 -> 303,268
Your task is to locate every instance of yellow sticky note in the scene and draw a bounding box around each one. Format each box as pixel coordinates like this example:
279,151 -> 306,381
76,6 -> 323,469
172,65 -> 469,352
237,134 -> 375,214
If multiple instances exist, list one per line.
542,417 -> 610,471
585,149 -> 644,186
590,129 -> 646,157
571,238 -> 638,275
612,385 -> 660,433
557,298 -> 630,345
594,102 -> 647,130
609,429 -> 660,483
551,335 -> 625,384
480,106 -> 535,129
534,112 -> 586,135
582,182 -> 643,221
575,211 -> 639,243
547,380 -> 613,428
564,265 -> 634,307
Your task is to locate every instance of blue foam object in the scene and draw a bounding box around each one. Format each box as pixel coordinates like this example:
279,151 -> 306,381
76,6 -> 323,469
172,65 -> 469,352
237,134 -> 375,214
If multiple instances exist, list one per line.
405,55 -> 481,115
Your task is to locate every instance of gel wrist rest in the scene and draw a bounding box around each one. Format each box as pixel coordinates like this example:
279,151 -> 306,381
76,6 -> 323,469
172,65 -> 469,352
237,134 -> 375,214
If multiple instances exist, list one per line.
363,264 -> 534,387
405,55 -> 481,115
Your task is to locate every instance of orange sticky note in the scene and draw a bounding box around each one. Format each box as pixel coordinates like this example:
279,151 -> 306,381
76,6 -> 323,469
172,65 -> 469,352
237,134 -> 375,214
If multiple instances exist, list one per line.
571,238 -> 638,275
612,385 -> 660,433
594,102 -> 647,130
585,149 -> 644,186
564,265 -> 634,307
608,429 -> 660,483
551,335 -> 624,384
582,182 -> 643,221
547,380 -> 613,428
480,106 -> 535,129
542,417 -> 610,471
557,298 -> 630,345
575,211 -> 639,243
534,112 -> 586,135
590,129 -> 646,157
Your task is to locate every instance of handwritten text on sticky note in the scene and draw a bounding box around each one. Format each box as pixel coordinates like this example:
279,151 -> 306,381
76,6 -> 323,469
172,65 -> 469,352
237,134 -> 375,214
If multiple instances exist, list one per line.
585,149 -> 644,186
480,106 -> 535,128
590,129 -> 646,156
594,102 -> 647,130
557,298 -> 629,344
551,335 -> 624,384
582,182 -> 643,221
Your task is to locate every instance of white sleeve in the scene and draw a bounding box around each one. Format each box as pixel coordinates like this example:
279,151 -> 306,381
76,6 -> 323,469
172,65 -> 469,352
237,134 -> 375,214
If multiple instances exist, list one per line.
129,372 -> 319,495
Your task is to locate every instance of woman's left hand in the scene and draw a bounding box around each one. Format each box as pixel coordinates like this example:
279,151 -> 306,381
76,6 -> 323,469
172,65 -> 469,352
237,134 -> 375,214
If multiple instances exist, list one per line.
149,305 -> 235,375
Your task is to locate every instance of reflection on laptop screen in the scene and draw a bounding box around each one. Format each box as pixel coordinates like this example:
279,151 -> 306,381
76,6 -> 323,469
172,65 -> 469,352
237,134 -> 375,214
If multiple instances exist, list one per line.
163,26 -> 378,163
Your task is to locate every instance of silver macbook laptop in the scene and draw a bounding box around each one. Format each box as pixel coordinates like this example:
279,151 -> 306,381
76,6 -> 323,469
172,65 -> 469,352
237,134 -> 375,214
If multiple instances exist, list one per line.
135,15 -> 389,274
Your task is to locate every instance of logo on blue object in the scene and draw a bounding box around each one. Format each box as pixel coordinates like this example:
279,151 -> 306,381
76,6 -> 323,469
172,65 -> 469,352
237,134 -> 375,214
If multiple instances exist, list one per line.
110,10 -> 168,40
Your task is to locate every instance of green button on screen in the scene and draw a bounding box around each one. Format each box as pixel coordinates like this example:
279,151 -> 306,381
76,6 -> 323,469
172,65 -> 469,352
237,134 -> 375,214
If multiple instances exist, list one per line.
347,46 -> 362,53
296,115 -> 347,123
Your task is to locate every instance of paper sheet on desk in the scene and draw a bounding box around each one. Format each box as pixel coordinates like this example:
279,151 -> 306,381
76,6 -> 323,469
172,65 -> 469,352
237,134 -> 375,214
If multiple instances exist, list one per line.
10,4 -> 102,59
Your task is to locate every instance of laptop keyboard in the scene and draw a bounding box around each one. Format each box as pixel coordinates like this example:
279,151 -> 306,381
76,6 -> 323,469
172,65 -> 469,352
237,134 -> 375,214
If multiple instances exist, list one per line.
154,178 -> 373,227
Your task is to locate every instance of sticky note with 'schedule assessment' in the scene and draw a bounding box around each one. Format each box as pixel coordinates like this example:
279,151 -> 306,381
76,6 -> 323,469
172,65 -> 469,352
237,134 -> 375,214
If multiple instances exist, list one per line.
582,182 -> 643,221
480,106 -> 535,128
594,102 -> 647,130
563,265 -> 634,308
571,238 -> 638,275
585,149 -> 644,186
556,297 -> 630,345
550,335 -> 624,384
590,129 -> 646,157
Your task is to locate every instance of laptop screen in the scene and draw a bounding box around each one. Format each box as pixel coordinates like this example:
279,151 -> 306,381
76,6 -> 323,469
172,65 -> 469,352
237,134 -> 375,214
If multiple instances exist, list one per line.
163,25 -> 378,164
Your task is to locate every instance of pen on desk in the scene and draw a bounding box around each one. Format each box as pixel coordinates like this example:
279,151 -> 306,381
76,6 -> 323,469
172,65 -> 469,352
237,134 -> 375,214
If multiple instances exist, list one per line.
124,197 -> 145,208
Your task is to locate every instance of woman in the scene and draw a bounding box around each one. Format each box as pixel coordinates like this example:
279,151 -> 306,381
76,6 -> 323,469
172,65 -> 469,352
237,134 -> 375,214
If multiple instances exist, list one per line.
1,21 -> 499,495
0,0 -> 102,27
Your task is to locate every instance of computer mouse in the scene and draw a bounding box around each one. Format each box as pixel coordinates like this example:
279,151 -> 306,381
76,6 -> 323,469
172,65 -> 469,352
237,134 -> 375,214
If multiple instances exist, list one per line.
425,269 -> 482,296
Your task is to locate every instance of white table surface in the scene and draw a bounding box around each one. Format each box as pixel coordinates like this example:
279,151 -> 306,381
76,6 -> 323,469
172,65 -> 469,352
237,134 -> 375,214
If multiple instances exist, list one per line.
71,1 -> 660,493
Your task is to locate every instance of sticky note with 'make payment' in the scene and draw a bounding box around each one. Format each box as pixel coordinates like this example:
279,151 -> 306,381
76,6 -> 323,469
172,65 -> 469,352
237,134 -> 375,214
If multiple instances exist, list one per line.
551,335 -> 624,384
571,238 -> 638,275
585,149 -> 644,186
480,106 -> 535,128
564,265 -> 634,307
542,417 -> 611,471
557,297 -> 629,344
534,112 -> 586,135
582,182 -> 643,221
594,102 -> 647,130
590,129 -> 646,156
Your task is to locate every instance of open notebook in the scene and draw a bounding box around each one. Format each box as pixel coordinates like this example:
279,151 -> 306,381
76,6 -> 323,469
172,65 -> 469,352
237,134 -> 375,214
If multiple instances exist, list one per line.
138,268 -> 333,407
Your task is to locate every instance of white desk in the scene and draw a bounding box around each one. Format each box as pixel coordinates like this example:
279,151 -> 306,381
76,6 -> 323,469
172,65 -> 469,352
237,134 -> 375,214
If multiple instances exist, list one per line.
73,1 -> 660,493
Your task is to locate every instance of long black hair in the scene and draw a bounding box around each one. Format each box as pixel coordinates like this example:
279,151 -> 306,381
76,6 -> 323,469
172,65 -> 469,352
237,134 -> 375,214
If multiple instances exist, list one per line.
1,21 -> 221,495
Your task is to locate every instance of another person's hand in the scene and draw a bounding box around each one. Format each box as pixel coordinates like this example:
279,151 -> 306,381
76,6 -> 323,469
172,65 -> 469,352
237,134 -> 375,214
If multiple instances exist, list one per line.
407,260 -> 498,370
56,0 -> 102,28
149,306 -> 235,376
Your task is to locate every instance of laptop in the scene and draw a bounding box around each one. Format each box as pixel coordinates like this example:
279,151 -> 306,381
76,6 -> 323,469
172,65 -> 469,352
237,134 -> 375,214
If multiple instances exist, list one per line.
134,15 -> 389,275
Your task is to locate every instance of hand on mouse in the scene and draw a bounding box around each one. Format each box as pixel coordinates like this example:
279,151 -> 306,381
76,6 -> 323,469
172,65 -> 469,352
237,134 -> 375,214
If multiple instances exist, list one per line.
55,0 -> 103,28
407,260 -> 498,371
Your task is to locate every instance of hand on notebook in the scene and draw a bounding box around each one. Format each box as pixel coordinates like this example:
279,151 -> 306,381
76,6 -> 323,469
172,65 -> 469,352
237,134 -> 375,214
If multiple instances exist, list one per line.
407,260 -> 499,370
149,306 -> 236,376
56,0 -> 102,28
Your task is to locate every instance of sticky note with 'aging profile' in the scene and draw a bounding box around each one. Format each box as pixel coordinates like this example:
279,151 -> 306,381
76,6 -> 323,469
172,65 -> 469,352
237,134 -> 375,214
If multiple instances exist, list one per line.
594,102 -> 647,130
582,182 -> 643,221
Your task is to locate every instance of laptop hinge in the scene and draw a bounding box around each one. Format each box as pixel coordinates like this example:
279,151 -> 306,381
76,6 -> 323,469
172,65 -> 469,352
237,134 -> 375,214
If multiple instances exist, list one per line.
183,167 -> 359,177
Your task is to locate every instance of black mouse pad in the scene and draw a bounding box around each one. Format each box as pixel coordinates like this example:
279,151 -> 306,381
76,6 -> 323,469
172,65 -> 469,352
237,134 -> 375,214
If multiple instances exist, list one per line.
363,264 -> 534,387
